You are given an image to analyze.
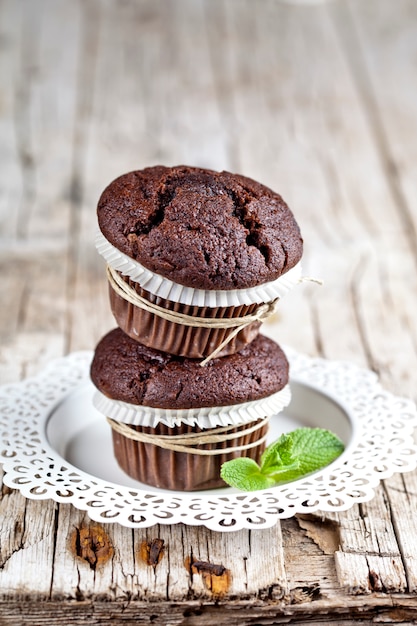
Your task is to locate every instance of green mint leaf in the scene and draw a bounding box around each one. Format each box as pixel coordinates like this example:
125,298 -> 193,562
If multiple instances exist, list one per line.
260,432 -> 296,474
220,427 -> 345,492
220,457 -> 276,491
271,427 -> 344,483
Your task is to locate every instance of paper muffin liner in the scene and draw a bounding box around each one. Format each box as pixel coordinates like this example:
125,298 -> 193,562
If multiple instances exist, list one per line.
96,230 -> 303,307
108,272 -> 261,359
110,418 -> 270,491
93,384 -> 291,429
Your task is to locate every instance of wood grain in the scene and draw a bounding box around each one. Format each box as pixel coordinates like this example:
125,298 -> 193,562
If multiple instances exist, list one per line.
2,0 -> 417,622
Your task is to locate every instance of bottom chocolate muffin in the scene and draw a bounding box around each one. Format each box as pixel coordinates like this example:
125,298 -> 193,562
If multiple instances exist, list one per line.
90,328 -> 291,491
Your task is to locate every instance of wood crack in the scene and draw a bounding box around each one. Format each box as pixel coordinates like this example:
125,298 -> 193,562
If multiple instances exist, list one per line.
0,499 -> 27,571
48,505 -> 60,599
349,254 -> 380,374
381,480 -> 412,593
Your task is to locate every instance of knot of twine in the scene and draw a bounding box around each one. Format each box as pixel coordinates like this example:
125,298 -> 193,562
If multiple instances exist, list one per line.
107,265 -> 279,366
107,416 -> 270,456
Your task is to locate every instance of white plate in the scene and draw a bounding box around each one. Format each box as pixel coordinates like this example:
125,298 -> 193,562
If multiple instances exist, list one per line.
1,349 -> 417,531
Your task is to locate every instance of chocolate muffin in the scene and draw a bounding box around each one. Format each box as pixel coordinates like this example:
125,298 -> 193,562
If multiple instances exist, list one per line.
90,328 -> 291,491
96,165 -> 303,359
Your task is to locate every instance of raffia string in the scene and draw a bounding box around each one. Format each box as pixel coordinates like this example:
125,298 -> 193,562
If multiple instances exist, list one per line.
107,416 -> 270,456
300,276 -> 324,286
107,264 -> 278,329
106,264 -> 279,366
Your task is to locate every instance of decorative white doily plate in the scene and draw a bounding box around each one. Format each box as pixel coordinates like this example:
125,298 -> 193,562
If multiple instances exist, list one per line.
1,349 -> 417,532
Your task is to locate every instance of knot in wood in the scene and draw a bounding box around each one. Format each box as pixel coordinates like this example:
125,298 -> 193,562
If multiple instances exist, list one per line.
140,538 -> 165,566
71,524 -> 114,570
185,557 -> 232,596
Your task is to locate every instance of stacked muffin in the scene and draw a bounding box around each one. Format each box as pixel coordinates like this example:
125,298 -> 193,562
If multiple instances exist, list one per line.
90,166 -> 303,491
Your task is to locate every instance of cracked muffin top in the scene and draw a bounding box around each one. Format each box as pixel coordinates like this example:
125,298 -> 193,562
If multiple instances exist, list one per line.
97,165 -> 303,291
90,328 -> 289,409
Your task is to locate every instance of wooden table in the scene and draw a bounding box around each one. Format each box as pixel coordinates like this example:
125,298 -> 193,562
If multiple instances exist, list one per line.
2,0 -> 417,623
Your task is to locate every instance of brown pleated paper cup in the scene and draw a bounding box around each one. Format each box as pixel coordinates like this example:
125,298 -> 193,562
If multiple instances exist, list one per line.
109,418 -> 269,491
108,272 -> 262,359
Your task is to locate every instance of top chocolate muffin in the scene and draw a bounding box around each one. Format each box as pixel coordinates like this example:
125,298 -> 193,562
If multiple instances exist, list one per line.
97,165 -> 303,291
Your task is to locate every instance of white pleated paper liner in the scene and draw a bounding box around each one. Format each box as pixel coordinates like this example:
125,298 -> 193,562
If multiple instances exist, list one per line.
93,385 -> 292,429
95,230 -> 303,308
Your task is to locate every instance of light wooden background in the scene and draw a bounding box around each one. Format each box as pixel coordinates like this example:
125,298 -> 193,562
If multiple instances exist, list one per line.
2,0 -> 417,624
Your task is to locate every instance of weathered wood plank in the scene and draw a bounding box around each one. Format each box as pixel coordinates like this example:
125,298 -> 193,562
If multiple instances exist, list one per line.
334,492 -> 407,594
0,475 -> 58,600
2,595 -> 417,625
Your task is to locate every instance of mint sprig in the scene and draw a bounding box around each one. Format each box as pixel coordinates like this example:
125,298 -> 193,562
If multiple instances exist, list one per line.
220,428 -> 345,491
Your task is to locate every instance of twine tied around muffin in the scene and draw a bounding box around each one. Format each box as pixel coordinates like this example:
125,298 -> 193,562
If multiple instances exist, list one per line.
106,416 -> 270,455
106,265 -> 280,366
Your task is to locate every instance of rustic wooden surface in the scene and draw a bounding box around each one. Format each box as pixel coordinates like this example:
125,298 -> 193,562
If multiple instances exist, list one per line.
2,0 -> 417,623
